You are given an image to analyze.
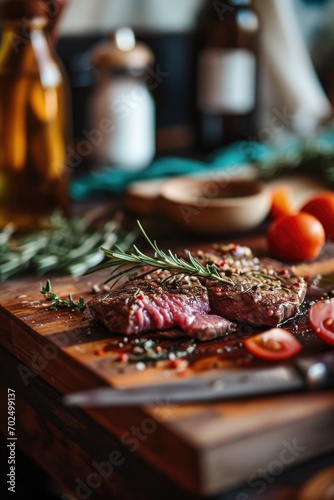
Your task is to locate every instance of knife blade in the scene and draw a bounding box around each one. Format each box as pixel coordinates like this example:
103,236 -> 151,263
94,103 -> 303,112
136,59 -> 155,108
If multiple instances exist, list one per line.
63,353 -> 334,407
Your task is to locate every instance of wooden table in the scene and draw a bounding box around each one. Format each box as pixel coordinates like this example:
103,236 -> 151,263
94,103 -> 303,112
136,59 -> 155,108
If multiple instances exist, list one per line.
1,234 -> 334,499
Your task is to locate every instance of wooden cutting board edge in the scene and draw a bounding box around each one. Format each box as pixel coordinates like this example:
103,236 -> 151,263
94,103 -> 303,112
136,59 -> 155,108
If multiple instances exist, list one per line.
1,302 -> 334,495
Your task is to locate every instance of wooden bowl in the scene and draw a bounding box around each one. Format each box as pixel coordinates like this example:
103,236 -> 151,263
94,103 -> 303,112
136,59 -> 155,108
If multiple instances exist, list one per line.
160,177 -> 271,235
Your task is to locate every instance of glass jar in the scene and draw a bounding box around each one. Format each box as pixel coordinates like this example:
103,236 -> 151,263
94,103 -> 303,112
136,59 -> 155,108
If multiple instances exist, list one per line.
89,28 -> 155,170
0,0 -> 70,230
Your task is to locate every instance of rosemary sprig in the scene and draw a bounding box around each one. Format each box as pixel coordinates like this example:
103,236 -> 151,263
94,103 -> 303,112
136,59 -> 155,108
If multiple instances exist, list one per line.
0,211 -> 136,281
40,279 -> 86,311
256,131 -> 334,188
89,221 -> 234,286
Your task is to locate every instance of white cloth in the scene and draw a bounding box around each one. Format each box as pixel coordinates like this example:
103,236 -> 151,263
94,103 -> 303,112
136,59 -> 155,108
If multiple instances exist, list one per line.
59,0 -> 203,34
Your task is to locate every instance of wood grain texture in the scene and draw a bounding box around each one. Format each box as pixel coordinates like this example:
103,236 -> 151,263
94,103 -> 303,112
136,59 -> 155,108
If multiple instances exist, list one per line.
1,239 -> 334,495
0,348 -> 200,500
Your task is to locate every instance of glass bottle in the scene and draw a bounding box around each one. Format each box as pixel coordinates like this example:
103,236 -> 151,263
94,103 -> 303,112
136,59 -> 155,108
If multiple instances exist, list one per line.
0,0 -> 70,230
196,0 -> 260,152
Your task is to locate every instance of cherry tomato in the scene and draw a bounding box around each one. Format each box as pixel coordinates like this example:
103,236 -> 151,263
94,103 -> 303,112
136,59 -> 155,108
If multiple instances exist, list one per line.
301,192 -> 334,240
267,213 -> 325,261
309,298 -> 334,346
244,328 -> 302,361
270,186 -> 296,218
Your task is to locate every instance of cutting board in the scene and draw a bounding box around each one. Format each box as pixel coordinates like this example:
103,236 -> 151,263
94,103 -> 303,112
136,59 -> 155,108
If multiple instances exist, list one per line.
1,239 -> 334,496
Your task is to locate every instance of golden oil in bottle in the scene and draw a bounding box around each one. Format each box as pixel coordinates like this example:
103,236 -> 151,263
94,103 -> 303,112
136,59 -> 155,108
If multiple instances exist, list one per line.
0,1 -> 70,230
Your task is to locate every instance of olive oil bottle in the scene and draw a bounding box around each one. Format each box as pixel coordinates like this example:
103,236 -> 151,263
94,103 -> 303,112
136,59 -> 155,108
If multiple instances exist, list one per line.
0,0 -> 69,230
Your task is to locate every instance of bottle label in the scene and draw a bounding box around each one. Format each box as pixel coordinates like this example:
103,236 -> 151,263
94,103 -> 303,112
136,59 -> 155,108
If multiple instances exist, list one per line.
198,48 -> 256,114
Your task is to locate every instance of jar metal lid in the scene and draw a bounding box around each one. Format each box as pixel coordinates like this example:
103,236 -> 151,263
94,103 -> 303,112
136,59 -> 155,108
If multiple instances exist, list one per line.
91,28 -> 154,71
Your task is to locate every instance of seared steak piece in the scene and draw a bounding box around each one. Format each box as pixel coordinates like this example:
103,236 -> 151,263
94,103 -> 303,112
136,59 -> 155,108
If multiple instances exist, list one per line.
178,314 -> 237,341
88,270 -> 237,339
193,244 -> 307,326
89,244 -> 307,339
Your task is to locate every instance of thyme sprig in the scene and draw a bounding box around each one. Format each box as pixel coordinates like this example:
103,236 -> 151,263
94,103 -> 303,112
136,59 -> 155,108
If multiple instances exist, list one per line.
89,222 -> 234,286
40,279 -> 86,311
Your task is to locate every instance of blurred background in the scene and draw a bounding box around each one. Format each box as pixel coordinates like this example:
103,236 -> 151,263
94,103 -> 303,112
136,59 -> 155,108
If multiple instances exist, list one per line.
48,0 -> 334,216
55,0 -> 334,154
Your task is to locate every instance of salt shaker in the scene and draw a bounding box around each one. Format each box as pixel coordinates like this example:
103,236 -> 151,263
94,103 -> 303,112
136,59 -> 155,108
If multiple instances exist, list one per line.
89,28 -> 155,170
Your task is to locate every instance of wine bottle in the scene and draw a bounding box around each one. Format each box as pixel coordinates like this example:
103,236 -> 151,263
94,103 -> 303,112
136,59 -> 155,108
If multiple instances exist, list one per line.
196,0 -> 260,152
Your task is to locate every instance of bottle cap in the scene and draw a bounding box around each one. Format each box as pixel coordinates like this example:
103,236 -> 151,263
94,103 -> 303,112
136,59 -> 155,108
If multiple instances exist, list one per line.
91,28 -> 154,71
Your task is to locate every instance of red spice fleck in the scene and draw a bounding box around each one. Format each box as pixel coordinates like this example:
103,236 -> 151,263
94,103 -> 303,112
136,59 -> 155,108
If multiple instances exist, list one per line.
279,268 -> 289,277
118,352 -> 129,362
95,348 -> 105,356
169,359 -> 189,373
169,359 -> 180,369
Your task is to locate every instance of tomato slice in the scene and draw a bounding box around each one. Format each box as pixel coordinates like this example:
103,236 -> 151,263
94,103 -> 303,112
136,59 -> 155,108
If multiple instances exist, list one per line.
244,328 -> 302,361
309,298 -> 334,347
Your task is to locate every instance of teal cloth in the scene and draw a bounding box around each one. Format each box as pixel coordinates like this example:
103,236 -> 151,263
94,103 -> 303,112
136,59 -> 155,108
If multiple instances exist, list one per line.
70,133 -> 334,200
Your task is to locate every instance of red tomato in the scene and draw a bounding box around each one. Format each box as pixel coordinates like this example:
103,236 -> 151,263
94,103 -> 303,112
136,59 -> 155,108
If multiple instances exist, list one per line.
309,298 -> 334,346
267,213 -> 325,261
244,328 -> 302,361
270,186 -> 296,218
301,192 -> 334,240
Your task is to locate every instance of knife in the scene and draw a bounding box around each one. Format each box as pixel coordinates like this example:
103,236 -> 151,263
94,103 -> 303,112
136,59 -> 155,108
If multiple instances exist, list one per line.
63,353 -> 334,407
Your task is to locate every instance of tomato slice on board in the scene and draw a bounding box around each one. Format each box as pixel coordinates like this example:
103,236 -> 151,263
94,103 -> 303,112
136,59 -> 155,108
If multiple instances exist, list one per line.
244,328 -> 302,361
309,298 -> 334,347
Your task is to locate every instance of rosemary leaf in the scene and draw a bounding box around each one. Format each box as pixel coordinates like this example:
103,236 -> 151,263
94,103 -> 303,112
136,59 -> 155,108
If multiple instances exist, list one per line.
40,279 -> 86,311
88,221 -> 234,286
0,212 -> 135,281
256,131 -> 334,189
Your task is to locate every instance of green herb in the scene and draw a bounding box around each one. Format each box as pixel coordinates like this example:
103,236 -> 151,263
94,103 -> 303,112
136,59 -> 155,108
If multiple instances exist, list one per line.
89,221 -> 234,286
40,279 -> 86,311
0,211 -> 136,281
256,132 -> 334,188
